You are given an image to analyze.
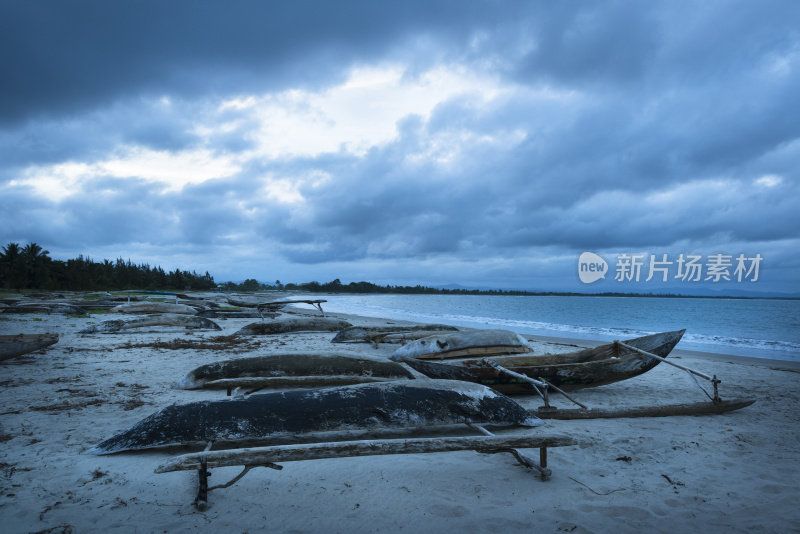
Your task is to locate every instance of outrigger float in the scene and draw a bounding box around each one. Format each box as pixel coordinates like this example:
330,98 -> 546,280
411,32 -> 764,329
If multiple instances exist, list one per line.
480,339 -> 756,419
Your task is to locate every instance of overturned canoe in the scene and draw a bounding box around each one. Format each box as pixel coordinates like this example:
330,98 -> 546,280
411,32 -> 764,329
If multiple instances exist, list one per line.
86,380 -> 541,455
177,353 -> 415,390
110,302 -> 199,315
393,330 -> 686,394
235,317 -> 352,336
390,329 -> 533,360
332,324 -> 460,344
0,333 -> 59,361
79,314 -> 221,334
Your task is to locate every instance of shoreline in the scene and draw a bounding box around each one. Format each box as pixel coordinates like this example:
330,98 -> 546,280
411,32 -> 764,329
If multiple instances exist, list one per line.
323,306 -> 800,370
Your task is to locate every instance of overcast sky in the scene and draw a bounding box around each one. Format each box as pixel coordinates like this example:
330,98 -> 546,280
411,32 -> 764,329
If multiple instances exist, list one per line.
1,1 -> 798,294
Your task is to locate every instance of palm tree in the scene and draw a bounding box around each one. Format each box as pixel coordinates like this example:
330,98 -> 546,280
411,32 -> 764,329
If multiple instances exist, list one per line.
21,242 -> 51,288
0,242 -> 23,288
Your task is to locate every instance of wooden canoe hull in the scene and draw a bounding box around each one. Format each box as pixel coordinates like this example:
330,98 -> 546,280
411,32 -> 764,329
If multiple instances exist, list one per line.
87,380 -> 541,455
331,325 -> 459,344
177,353 -> 415,389
395,330 -> 686,394
235,317 -> 352,335
390,329 -> 533,360
0,333 -> 59,361
79,313 -> 221,334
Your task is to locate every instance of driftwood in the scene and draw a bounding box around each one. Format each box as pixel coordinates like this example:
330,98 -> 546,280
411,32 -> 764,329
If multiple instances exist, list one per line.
155,433 -> 578,473
177,353 -> 414,390
332,325 -> 459,344
235,317 -> 352,336
533,398 -> 755,420
110,302 -> 199,315
79,313 -> 221,334
0,333 -> 59,361
390,329 -> 533,360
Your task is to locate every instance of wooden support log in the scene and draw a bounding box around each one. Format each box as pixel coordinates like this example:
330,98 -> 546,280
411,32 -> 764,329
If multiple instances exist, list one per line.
532,398 -> 755,420
155,434 -> 577,474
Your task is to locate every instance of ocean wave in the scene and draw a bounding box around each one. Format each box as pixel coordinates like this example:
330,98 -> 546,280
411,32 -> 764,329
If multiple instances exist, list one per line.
316,295 -> 800,361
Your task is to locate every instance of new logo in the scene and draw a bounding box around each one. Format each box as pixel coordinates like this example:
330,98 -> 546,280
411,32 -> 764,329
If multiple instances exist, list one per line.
578,252 -> 608,284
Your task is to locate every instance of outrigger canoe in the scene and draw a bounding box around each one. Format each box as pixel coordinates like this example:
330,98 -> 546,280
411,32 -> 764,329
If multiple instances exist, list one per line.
87,380 -> 542,455
392,330 -> 686,395
0,333 -> 59,361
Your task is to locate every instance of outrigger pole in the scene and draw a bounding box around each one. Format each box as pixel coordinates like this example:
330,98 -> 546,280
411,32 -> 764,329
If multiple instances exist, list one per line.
616,341 -> 722,402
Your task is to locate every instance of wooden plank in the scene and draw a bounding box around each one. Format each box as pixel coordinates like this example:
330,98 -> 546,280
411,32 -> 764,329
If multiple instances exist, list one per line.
533,398 -> 755,420
155,434 -> 578,473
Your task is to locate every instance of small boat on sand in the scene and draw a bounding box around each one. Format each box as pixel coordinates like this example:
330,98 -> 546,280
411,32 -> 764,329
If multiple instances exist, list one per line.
390,329 -> 533,360
0,333 -> 59,361
332,324 -> 460,344
235,317 -> 352,335
392,330 -> 685,394
176,353 -> 415,390
87,380 -> 542,455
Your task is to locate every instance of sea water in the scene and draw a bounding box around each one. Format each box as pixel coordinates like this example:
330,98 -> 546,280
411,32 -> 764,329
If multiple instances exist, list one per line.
300,294 -> 800,362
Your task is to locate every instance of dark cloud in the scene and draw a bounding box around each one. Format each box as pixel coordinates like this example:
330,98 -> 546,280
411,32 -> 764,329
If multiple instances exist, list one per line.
0,0 -> 522,124
0,1 -> 798,291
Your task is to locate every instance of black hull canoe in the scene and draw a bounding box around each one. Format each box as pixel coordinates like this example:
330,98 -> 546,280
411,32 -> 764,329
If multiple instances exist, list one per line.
177,353 -> 415,390
87,380 -> 541,455
0,333 -> 59,361
392,330 -> 685,395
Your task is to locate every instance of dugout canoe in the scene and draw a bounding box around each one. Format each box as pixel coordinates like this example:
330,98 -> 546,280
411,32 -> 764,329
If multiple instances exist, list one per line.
79,314 -> 221,334
176,353 -> 415,390
0,333 -> 59,361
86,380 -> 542,455
390,329 -> 534,360
392,330 -> 686,394
235,317 -> 352,336
332,324 -> 460,344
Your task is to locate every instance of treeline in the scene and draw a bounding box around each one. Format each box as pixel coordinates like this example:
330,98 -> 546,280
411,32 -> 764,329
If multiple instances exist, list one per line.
219,277 -> 575,296
219,277 -> 743,299
0,242 -> 216,291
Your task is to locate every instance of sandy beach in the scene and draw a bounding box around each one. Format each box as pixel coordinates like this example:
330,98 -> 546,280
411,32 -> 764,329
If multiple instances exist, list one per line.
1,299 -> 799,533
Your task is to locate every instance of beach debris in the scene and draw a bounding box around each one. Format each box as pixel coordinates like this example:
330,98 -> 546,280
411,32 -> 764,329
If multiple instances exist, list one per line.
390,329 -> 534,360
86,380 -> 541,455
78,313 -> 222,334
234,317 -> 352,335
176,353 -> 415,390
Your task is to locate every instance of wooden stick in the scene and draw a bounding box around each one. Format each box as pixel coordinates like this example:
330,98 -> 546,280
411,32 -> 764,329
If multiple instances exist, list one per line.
536,376 -> 588,410
481,359 -> 547,401
478,447 -> 551,479
617,341 -> 714,381
156,434 -> 577,473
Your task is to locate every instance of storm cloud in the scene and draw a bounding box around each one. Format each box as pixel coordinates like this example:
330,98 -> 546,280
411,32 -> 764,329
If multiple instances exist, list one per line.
1,1 -> 798,293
